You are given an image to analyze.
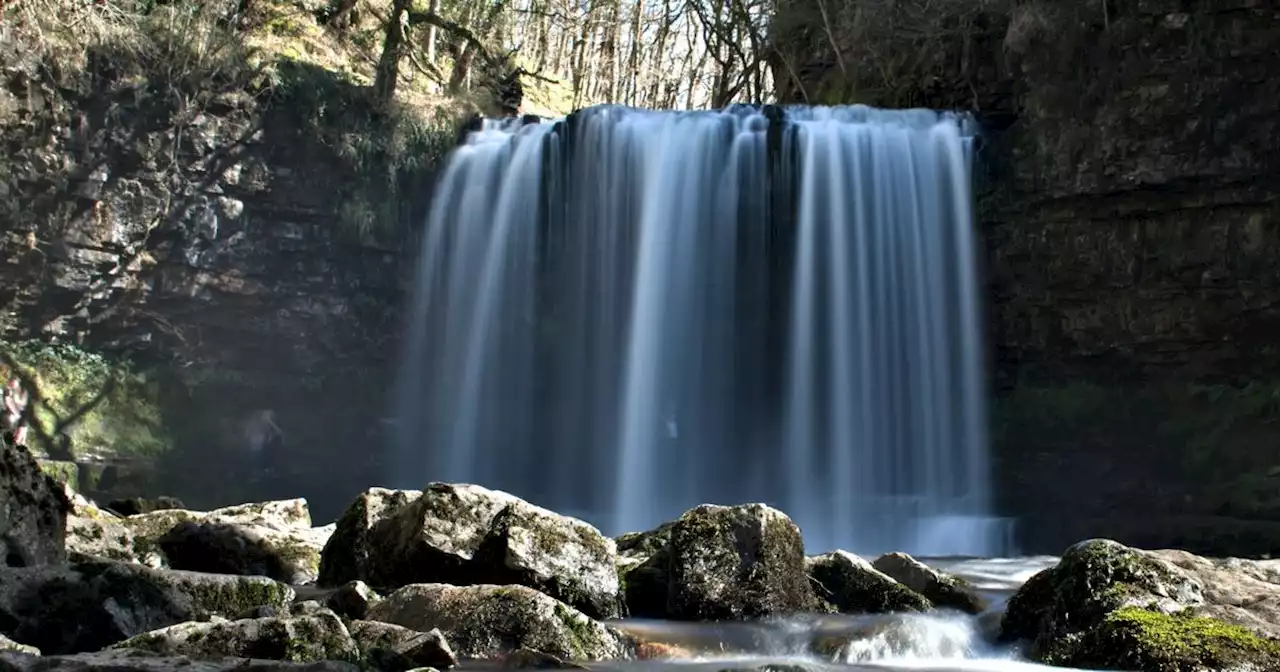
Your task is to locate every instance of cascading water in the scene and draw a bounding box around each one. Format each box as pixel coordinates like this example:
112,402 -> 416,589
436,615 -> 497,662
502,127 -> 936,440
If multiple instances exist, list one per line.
392,104 -> 1014,556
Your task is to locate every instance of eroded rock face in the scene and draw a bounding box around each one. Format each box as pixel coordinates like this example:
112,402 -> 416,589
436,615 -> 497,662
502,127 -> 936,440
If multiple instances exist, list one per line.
0,441 -> 69,567
111,610 -> 360,663
665,504 -> 815,620
0,560 -> 295,654
871,553 -> 987,614
998,538 -> 1280,670
365,583 -> 629,661
806,552 -> 931,615
0,634 -> 39,656
319,484 -> 622,619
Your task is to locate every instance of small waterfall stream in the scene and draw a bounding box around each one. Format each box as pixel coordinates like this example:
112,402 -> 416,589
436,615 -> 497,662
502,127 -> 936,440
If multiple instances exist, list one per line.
392,104 -> 1013,556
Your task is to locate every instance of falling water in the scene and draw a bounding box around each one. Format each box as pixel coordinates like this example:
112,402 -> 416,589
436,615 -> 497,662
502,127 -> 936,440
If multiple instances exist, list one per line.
392,104 -> 1014,556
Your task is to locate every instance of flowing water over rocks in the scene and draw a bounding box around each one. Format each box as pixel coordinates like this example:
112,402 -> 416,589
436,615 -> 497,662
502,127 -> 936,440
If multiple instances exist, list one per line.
393,104 -> 1012,556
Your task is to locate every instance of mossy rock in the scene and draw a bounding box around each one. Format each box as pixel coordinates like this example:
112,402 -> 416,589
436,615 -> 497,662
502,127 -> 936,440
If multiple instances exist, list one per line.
807,551 -> 932,615
113,610 -> 360,663
1056,607 -> 1280,671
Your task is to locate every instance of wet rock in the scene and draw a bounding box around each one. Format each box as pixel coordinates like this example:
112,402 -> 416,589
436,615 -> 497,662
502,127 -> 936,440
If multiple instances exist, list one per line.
347,620 -> 456,671
0,635 -> 38,656
871,553 -> 987,614
326,581 -> 381,620
665,504 -> 815,620
317,488 -> 421,588
365,583 -> 629,661
997,538 -> 1280,669
319,484 -> 622,619
807,552 -> 931,614
65,498 -> 161,567
0,650 -> 361,672
0,440 -> 69,567
0,560 -> 295,654
111,610 -> 360,663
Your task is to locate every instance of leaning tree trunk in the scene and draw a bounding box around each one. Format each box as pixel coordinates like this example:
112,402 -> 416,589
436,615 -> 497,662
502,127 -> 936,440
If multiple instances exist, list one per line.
374,0 -> 415,106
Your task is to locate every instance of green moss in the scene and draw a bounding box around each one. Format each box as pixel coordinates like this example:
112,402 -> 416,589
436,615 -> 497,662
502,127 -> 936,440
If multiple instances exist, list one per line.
1057,607 -> 1280,671
553,602 -> 606,661
37,459 -> 79,491
1,340 -> 170,460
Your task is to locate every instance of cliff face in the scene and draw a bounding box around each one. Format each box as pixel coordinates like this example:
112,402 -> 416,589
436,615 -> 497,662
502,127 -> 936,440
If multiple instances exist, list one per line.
0,47 -> 434,521
775,0 -> 1280,554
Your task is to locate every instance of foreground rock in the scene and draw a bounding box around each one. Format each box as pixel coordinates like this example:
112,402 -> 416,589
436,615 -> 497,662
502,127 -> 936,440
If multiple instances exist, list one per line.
872,553 -> 987,614
319,484 -> 622,619
666,504 -> 815,620
365,583 -> 630,661
347,620 -> 456,670
112,610 -> 360,663
68,498 -> 333,583
0,560 -> 294,654
806,551 -> 931,614
1000,538 -> 1280,670
0,441 -> 69,567
0,651 -> 360,672
0,635 -> 38,656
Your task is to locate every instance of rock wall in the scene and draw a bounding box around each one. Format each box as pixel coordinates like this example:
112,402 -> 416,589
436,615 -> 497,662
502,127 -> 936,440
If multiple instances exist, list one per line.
0,50 -> 434,522
774,0 -> 1280,554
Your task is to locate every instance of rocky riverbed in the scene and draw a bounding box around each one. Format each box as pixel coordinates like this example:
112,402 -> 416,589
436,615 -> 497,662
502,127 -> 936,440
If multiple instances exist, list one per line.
5,438 -> 1280,672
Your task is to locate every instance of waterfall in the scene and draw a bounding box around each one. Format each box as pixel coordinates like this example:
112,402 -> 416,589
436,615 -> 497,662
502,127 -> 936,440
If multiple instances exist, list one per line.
391,104 -> 1014,556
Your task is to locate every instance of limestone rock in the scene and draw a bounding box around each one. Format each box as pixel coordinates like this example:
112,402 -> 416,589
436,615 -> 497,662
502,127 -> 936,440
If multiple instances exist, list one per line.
0,560 -> 295,654
807,552 -> 931,614
365,583 -> 629,661
326,581 -> 382,620
317,488 -> 421,588
319,484 -> 622,619
0,650 -> 361,672
95,499 -> 333,583
105,497 -> 186,517
0,440 -> 69,567
111,610 -> 360,663
665,504 -> 815,620
997,538 -> 1280,669
871,553 -> 987,614
0,635 -> 38,656
347,620 -> 457,671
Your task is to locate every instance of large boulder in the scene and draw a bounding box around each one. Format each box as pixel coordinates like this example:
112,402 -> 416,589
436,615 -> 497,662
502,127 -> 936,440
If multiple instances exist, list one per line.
71,499 -> 333,583
0,560 -> 295,654
0,651 -> 361,672
0,441 -> 69,567
806,551 -> 931,614
111,611 -> 360,663
664,504 -> 816,620
316,488 -> 421,588
871,553 -> 987,614
318,484 -> 622,619
365,583 -> 630,661
1000,538 -> 1280,670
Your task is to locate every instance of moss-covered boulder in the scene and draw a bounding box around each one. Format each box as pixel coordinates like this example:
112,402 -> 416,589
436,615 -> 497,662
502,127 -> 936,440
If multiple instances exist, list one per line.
320,483 -> 622,619
1062,606 -> 1280,671
364,583 -> 630,661
806,551 -> 932,614
347,620 -> 457,670
616,525 -> 674,619
0,440 -> 69,567
664,504 -> 816,621
111,610 -> 360,663
997,538 -> 1280,669
0,560 -> 294,654
85,498 -> 333,583
871,553 -> 987,614
317,488 -> 422,588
